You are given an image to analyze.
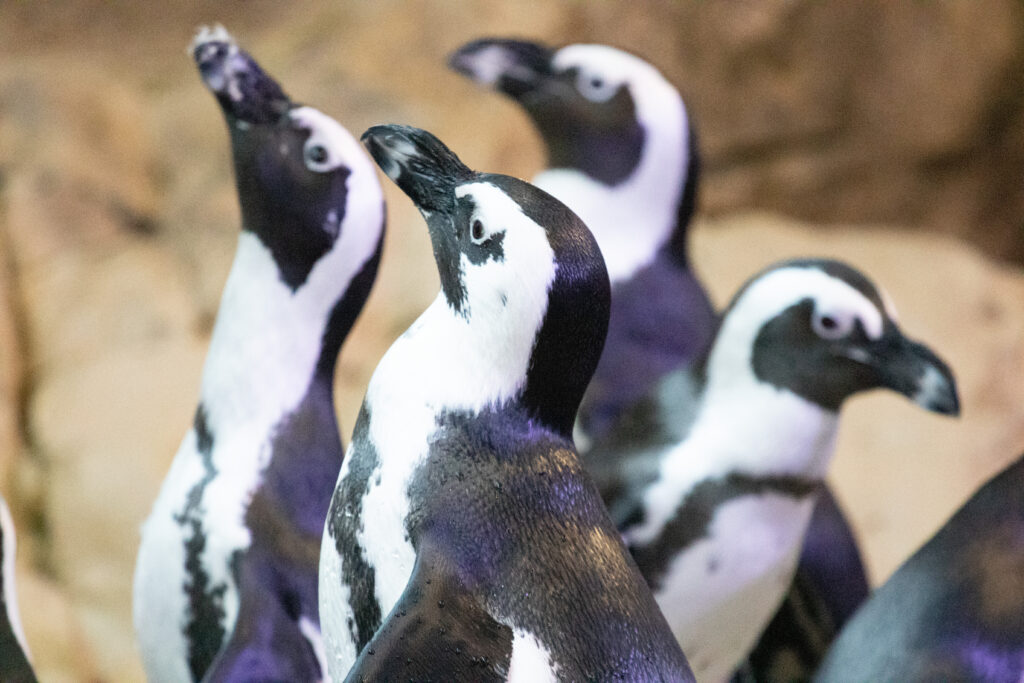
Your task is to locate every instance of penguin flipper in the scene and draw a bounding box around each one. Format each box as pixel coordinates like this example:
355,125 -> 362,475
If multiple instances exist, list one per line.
201,587 -> 323,683
343,537 -> 513,683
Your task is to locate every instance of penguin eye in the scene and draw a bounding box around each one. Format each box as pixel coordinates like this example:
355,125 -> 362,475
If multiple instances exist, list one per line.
576,71 -> 618,103
304,143 -> 331,171
471,219 -> 485,243
812,311 -> 854,340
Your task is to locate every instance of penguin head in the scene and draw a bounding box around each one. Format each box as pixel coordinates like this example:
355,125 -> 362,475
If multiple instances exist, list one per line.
449,39 -> 688,188
362,124 -> 610,435
708,259 -> 960,415
191,26 -> 381,291
450,39 -> 697,281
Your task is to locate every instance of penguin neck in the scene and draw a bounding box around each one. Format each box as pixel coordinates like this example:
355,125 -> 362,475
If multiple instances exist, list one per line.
680,377 -> 840,484
365,292 -> 539,421
199,220 -> 380,433
532,94 -> 689,286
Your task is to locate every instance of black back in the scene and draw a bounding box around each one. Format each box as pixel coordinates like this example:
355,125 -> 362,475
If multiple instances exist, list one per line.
816,452 -> 1024,683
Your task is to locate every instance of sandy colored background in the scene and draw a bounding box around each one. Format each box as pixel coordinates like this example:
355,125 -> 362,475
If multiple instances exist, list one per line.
0,2 -> 1022,680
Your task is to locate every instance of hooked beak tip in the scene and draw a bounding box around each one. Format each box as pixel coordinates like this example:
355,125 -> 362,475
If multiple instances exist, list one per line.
913,363 -> 961,417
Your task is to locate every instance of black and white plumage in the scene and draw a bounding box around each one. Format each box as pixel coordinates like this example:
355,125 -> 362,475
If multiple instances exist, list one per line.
319,125 -> 694,682
448,39 -> 716,445
585,259 -> 959,682
133,27 -> 384,682
450,39 -> 882,678
816,451 -> 1024,683
0,495 -> 35,683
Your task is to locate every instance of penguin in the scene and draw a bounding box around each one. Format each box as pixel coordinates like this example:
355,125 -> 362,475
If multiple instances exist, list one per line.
583,259 -> 959,682
132,26 -> 385,682
449,38 -> 876,676
0,495 -> 35,683
815,451 -> 1024,683
448,38 -> 716,445
319,124 -> 695,682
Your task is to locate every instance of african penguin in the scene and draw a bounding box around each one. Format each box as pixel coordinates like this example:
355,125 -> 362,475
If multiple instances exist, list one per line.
319,124 -> 694,682
448,38 -> 716,444
584,259 -> 959,682
0,495 -> 35,683
132,26 -> 384,682
450,39 -> 877,676
815,451 -> 1024,683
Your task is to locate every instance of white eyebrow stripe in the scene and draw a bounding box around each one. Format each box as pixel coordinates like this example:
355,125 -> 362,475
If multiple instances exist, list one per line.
725,266 -> 885,343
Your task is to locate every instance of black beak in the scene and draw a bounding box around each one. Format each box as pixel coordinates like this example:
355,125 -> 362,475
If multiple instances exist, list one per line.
846,333 -> 960,416
191,25 -> 291,124
361,124 -> 474,213
448,38 -> 555,99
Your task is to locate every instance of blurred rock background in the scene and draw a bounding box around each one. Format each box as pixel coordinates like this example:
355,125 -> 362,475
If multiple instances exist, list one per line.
0,1 -> 1022,680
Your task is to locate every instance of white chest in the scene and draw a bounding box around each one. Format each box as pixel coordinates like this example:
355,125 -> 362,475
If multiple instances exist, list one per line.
655,493 -> 815,682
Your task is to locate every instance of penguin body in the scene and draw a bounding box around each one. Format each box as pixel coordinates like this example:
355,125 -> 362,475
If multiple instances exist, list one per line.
320,125 -> 694,682
451,40 -> 881,676
0,496 -> 35,683
449,40 -> 715,443
816,452 -> 1024,683
586,259 -> 960,681
133,27 -> 384,682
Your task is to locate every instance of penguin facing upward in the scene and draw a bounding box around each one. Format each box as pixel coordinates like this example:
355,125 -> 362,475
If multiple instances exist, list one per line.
448,38 -> 716,444
0,495 -> 35,683
585,259 -> 959,682
133,27 -> 385,682
319,124 -> 694,682
816,451 -> 1024,683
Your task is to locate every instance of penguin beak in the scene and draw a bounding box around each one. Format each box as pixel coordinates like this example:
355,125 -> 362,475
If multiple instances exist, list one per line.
191,25 -> 291,124
448,38 -> 555,100
842,333 -> 960,416
361,124 -> 474,214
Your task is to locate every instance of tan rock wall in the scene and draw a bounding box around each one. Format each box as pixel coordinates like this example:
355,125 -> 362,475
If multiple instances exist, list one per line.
0,3 -> 1021,680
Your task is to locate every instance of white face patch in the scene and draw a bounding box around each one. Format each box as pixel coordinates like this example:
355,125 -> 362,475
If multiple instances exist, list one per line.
290,106 -> 368,174
710,267 -> 885,391
0,497 -> 29,661
137,110 -> 383,680
323,181 -> 558,674
454,182 -> 558,328
535,45 -> 688,284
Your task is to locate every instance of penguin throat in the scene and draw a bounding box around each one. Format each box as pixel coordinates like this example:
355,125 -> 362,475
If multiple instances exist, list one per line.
540,122 -> 645,186
199,225 -> 376,427
533,131 -> 686,287
369,294 -> 539,416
